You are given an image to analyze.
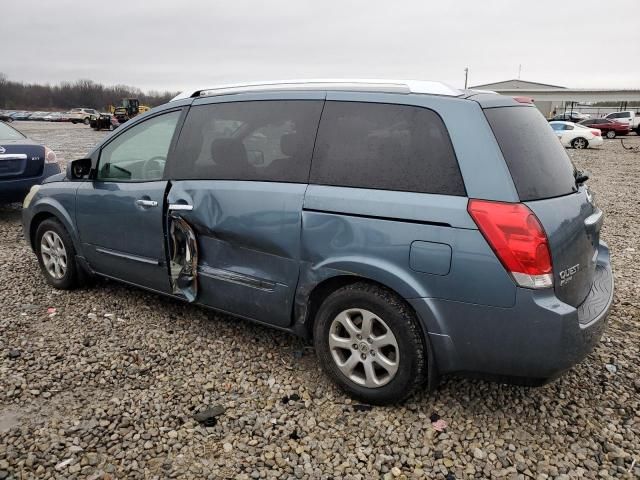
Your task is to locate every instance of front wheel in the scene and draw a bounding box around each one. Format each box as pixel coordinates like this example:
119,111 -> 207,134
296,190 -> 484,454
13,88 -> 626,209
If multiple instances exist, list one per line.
35,219 -> 82,289
313,283 -> 427,405
605,130 -> 616,139
572,137 -> 588,149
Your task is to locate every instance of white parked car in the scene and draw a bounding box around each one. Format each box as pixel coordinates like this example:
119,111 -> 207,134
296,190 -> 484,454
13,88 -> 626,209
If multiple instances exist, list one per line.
68,107 -> 99,125
549,121 -> 603,149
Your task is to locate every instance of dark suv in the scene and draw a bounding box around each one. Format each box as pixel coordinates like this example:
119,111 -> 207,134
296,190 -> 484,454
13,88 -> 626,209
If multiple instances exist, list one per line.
22,80 -> 613,405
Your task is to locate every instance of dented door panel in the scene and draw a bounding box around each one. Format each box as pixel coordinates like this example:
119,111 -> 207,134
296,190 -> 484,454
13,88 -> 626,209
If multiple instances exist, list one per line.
166,180 -> 306,326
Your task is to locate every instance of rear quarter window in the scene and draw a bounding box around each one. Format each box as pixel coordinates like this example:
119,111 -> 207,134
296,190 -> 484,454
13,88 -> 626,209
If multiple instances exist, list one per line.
484,106 -> 577,201
310,101 -> 465,196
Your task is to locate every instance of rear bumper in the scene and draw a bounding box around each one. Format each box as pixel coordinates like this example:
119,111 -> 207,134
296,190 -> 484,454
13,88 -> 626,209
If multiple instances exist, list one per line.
411,241 -> 613,380
0,163 -> 61,202
590,136 -> 604,148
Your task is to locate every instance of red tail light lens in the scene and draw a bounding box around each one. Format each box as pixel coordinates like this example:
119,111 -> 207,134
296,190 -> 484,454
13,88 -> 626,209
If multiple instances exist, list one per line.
591,129 -> 601,136
468,199 -> 553,289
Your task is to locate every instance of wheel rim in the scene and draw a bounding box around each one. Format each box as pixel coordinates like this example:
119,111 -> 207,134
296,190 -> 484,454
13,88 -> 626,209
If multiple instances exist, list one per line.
574,138 -> 586,149
606,131 -> 615,138
328,308 -> 399,388
40,231 -> 67,279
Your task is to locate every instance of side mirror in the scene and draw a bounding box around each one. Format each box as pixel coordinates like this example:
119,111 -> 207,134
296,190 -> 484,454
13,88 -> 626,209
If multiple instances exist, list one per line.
67,158 -> 92,180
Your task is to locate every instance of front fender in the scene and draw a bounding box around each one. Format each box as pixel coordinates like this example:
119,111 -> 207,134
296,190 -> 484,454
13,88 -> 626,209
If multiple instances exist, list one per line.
23,184 -> 82,255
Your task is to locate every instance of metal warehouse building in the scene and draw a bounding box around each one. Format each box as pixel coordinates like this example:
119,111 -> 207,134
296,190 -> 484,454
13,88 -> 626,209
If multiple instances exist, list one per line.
471,79 -> 640,118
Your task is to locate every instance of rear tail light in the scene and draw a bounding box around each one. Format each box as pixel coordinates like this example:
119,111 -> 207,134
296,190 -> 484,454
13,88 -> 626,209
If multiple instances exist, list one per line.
44,146 -> 57,164
468,199 -> 553,289
591,129 -> 601,136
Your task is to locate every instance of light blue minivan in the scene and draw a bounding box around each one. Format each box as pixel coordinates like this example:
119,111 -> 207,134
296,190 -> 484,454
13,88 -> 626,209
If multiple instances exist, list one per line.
22,80 -> 613,404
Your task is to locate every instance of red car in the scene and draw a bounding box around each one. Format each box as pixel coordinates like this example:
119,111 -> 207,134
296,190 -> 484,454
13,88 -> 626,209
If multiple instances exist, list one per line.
579,118 -> 630,138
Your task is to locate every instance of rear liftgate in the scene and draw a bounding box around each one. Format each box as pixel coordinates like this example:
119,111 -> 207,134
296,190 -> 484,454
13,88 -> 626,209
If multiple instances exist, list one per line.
168,212 -> 198,302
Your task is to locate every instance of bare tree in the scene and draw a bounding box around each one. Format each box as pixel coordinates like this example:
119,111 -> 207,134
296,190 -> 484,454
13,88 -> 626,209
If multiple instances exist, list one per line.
0,73 -> 177,111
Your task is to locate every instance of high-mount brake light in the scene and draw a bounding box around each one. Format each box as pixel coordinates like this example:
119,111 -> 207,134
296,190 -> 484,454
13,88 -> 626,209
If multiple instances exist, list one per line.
468,199 -> 553,289
513,96 -> 534,104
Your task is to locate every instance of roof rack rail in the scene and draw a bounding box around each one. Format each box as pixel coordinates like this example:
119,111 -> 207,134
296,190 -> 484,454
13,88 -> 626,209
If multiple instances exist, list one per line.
171,79 -> 462,101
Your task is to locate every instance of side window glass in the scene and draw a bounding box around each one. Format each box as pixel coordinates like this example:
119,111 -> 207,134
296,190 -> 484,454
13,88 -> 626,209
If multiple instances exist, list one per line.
244,120 -> 297,167
310,101 -> 465,195
565,125 -> 574,130
97,111 -> 181,182
170,100 -> 323,183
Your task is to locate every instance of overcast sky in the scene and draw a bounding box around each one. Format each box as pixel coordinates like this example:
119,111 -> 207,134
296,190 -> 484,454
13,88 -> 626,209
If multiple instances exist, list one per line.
3,0 -> 639,93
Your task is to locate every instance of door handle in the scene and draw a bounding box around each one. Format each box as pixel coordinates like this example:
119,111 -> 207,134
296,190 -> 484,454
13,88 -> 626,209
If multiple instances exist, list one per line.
168,203 -> 193,211
136,199 -> 158,207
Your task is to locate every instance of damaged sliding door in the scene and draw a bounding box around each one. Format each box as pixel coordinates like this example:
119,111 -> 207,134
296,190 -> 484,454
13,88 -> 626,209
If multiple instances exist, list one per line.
167,202 -> 198,302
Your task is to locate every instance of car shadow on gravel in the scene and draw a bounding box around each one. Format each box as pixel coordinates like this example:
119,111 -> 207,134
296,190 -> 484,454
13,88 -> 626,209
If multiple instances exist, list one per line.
0,203 -> 22,220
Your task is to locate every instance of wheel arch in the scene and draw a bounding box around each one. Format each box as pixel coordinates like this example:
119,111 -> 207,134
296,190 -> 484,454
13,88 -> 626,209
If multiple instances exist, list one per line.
295,272 -> 439,389
294,266 -> 436,340
28,200 -> 82,256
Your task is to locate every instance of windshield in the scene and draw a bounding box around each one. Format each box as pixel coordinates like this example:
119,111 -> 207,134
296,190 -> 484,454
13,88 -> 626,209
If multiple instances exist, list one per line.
0,122 -> 26,141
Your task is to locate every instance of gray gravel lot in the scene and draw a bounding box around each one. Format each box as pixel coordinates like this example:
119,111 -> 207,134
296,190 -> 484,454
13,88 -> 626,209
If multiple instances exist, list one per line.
1,121 -> 639,479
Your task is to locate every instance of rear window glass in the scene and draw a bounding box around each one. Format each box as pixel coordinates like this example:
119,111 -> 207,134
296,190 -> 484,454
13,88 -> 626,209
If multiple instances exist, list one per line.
310,101 -> 465,195
484,106 -> 577,201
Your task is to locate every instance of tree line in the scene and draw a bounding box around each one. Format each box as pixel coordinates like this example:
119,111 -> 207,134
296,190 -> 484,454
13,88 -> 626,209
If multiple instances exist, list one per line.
0,74 -> 178,111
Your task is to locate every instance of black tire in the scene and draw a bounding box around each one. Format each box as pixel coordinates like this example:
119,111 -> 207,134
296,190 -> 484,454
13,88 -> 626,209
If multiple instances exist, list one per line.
605,130 -> 616,139
34,218 -> 82,290
83,117 -> 90,125
313,282 -> 427,405
571,137 -> 588,149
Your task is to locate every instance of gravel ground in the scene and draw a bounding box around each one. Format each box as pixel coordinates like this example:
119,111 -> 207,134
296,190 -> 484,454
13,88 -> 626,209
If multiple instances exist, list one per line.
1,122 -> 639,479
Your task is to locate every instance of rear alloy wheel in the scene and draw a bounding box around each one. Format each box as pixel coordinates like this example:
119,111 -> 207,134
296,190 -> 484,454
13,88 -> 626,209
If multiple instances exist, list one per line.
572,137 -> 588,149
35,219 -> 82,289
329,308 -> 400,388
313,283 -> 427,405
83,117 -> 90,125
605,130 -> 616,139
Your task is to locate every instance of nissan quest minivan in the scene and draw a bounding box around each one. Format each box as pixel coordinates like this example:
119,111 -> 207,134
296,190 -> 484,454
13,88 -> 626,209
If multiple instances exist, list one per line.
22,80 -> 613,405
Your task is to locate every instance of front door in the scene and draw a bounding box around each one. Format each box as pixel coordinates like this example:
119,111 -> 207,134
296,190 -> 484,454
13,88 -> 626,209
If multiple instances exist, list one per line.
164,96 -> 324,326
76,109 -> 183,292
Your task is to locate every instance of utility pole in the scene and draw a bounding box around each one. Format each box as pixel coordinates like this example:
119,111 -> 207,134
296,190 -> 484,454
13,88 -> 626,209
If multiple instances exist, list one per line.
518,64 -> 522,80
464,67 -> 469,89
